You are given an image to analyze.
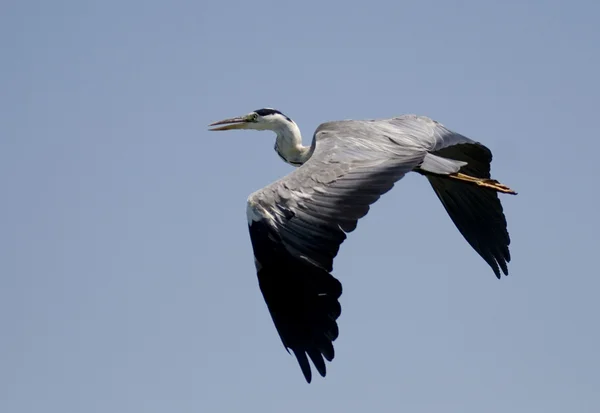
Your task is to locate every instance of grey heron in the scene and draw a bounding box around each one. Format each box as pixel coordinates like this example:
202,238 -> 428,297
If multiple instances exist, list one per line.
209,108 -> 516,383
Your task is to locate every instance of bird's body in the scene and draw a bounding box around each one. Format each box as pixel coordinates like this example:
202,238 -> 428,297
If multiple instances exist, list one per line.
209,108 -> 516,383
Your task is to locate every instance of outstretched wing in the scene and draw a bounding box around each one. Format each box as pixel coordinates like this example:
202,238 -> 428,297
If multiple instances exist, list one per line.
246,115 -> 475,382
425,143 -> 511,278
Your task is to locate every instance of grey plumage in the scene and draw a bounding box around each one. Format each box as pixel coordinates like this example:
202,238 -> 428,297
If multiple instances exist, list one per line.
210,110 -> 516,383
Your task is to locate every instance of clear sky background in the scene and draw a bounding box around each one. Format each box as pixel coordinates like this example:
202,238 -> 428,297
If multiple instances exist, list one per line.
2,1 -> 599,412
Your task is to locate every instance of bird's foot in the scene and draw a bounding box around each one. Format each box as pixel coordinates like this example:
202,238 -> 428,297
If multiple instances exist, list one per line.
449,173 -> 517,195
476,178 -> 517,194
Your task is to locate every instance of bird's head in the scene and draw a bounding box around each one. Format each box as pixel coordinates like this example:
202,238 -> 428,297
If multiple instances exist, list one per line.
209,108 -> 295,132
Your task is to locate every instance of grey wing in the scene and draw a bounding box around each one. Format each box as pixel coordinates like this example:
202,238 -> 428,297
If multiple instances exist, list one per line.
247,118 -> 428,382
392,115 -> 512,278
425,143 -> 511,278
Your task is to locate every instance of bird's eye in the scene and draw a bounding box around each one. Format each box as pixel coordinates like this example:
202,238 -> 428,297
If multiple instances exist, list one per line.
251,113 -> 259,122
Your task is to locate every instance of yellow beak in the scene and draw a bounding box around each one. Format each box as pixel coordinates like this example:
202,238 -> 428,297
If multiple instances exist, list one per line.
208,117 -> 249,131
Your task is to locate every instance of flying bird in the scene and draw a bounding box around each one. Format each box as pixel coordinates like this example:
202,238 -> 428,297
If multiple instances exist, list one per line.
209,108 -> 516,383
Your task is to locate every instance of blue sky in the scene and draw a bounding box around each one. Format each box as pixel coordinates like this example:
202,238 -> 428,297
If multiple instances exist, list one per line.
2,0 -> 599,412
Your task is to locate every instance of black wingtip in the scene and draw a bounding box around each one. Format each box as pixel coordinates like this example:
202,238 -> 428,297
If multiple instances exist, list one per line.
250,219 -> 342,384
307,349 -> 327,378
293,349 -> 312,383
494,267 -> 509,279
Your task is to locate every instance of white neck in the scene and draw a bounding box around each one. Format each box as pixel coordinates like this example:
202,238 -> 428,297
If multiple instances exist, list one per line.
272,121 -> 313,167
